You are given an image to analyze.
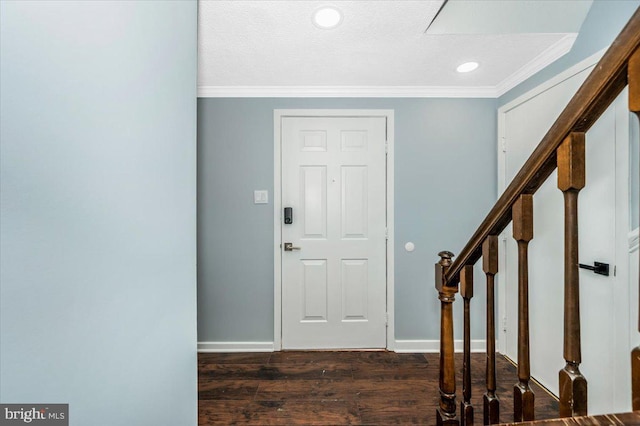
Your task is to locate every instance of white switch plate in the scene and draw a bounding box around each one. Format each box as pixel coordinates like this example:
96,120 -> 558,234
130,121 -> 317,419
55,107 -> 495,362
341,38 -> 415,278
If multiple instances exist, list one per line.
254,190 -> 268,204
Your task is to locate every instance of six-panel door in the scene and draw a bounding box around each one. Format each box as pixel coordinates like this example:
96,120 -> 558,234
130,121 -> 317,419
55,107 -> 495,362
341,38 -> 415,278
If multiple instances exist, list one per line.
281,116 -> 387,349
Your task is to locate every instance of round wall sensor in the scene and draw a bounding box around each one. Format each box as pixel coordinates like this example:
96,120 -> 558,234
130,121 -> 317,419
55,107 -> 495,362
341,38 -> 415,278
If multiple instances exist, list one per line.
405,242 -> 415,252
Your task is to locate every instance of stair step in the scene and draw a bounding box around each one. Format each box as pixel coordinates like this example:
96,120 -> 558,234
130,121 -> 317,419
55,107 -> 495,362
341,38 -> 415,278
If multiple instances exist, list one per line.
499,411 -> 640,425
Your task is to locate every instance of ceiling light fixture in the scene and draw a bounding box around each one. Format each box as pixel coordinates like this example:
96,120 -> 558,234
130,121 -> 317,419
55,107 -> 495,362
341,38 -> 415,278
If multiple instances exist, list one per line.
313,6 -> 342,29
456,61 -> 479,73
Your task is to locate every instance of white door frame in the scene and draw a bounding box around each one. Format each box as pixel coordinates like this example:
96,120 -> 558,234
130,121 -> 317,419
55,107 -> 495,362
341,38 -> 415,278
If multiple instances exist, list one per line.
273,109 -> 395,351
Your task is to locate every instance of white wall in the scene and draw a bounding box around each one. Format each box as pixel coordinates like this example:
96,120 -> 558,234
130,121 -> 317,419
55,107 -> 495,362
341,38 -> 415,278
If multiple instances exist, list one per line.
0,2 -> 198,425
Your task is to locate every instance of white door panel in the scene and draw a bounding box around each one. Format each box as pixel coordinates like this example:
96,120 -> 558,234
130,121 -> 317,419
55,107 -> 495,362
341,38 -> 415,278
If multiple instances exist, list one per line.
281,116 -> 387,349
502,64 -> 630,415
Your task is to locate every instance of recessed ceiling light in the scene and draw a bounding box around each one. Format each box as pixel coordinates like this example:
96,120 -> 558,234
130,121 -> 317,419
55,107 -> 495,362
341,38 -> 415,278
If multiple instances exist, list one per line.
456,62 -> 479,73
313,6 -> 342,29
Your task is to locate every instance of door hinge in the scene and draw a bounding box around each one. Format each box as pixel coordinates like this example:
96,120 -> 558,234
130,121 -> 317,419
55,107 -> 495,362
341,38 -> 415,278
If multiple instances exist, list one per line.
385,141 -> 389,154
501,137 -> 507,153
385,228 -> 389,240
502,316 -> 508,333
385,312 -> 389,326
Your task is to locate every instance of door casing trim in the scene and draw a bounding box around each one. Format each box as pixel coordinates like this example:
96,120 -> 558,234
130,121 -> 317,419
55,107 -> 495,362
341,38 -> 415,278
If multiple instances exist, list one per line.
273,109 -> 395,351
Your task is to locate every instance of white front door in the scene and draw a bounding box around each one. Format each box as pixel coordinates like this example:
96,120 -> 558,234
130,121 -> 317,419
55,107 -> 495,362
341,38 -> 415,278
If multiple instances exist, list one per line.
500,59 -> 630,414
280,115 -> 387,349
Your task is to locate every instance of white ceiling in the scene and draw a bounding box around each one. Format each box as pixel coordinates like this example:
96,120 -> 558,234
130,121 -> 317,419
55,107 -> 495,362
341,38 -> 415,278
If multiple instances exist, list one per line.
197,0 -> 593,98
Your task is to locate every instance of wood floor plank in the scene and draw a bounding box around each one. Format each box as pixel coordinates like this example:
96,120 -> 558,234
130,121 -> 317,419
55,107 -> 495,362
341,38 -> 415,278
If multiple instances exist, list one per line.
268,351 -> 362,365
199,400 -> 251,424
198,352 -> 271,364
394,353 -> 435,364
198,364 -> 280,380
198,363 -> 352,381
239,400 -> 362,425
254,380 -> 361,401
198,379 -> 259,400
266,362 -> 354,380
351,364 -> 435,381
350,379 -> 435,401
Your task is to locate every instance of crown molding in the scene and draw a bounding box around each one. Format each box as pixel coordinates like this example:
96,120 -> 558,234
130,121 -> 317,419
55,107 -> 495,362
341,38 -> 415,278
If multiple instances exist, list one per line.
198,34 -> 577,99
495,33 -> 578,97
197,85 -> 497,98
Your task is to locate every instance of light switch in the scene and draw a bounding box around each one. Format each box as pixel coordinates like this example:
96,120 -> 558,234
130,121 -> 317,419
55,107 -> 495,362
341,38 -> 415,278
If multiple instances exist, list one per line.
254,190 -> 269,204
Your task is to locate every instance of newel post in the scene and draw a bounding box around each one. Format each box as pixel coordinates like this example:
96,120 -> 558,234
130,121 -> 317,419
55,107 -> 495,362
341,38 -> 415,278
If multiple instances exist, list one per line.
436,250 -> 459,426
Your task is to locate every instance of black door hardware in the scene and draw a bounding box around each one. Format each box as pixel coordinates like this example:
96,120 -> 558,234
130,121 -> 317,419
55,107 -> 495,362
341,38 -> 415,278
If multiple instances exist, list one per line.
578,262 -> 610,276
284,207 -> 293,224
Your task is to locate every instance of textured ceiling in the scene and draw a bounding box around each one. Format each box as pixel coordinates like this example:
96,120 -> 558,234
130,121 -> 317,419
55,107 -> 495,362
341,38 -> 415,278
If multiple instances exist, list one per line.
197,0 -> 593,97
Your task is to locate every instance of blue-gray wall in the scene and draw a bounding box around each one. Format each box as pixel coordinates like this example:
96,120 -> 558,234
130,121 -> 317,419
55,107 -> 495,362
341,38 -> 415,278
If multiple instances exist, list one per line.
198,98 -> 497,343
500,0 -> 640,105
0,3 -> 198,425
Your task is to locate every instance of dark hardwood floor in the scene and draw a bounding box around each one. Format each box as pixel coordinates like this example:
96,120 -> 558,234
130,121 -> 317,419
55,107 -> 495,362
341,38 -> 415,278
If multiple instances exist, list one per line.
198,351 -> 559,425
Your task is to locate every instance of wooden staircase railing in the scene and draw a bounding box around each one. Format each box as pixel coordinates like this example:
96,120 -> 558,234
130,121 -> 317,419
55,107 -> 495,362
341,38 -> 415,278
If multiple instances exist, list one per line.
435,7 -> 640,425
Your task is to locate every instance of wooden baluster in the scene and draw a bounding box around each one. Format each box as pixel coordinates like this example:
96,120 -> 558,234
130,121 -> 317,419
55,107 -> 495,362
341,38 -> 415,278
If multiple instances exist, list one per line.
483,235 -> 500,424
436,251 -> 459,425
460,265 -> 474,425
557,132 -> 588,417
512,194 -> 535,422
630,46 -> 640,411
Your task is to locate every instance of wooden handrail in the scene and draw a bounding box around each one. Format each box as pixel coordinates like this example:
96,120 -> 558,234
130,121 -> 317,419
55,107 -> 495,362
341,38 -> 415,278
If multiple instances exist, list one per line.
444,7 -> 640,286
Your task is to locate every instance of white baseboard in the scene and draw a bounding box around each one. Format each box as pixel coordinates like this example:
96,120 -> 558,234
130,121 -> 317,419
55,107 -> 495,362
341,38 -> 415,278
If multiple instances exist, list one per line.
394,339 -> 487,353
197,341 -> 275,353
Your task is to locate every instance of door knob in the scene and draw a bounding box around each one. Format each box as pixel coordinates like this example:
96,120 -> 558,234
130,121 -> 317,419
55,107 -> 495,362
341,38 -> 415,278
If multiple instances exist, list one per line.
284,243 -> 301,252
578,261 -> 610,276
